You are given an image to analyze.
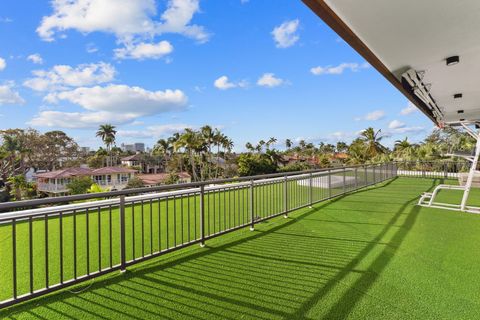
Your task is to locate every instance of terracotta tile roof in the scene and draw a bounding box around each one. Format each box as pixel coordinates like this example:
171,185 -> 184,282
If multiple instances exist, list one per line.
34,167 -> 93,179
121,154 -> 143,161
35,167 -> 137,179
137,172 -> 191,185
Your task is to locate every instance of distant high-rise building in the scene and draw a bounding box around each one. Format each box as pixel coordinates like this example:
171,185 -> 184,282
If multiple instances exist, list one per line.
121,142 -> 145,153
80,147 -> 90,154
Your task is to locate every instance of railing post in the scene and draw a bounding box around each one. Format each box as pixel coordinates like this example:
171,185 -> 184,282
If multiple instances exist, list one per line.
283,175 -> 288,218
200,185 -> 206,246
308,173 -> 313,208
250,180 -> 255,230
120,195 -> 126,273
342,167 -> 346,194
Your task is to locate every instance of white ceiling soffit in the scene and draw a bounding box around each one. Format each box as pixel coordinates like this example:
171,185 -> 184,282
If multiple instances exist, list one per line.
324,0 -> 480,123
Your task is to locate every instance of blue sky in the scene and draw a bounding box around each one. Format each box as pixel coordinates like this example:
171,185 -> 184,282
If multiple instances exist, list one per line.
0,0 -> 433,150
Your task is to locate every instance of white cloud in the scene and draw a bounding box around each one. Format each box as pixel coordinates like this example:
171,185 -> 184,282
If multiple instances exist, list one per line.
27,53 -> 44,64
272,19 -> 299,48
0,57 -> 6,71
213,76 -> 248,90
37,0 -> 209,43
118,123 -> 193,138
24,62 -> 116,91
29,111 -> 138,128
31,83 -> 188,129
0,17 -> 13,23
355,110 -> 385,121
0,82 -> 25,105
400,101 -> 417,115
44,84 -> 188,115
385,125 -> 425,136
257,73 -> 284,88
388,120 -> 405,129
86,43 -> 98,53
114,40 -> 173,60
310,62 -> 370,75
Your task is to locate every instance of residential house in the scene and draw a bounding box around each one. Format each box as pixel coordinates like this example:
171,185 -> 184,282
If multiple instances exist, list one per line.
121,154 -> 164,174
35,167 -> 137,196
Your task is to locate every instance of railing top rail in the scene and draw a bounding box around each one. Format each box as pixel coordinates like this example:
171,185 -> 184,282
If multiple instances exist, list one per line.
0,162 -> 391,211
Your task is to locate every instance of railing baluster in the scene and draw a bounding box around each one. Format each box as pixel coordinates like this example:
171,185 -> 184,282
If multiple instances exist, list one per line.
45,214 -> 49,288
250,180 -> 255,230
120,195 -> 126,272
283,176 -> 288,218
97,207 -> 101,271
29,216 -> 33,294
60,212 -> 64,283
12,218 -> 17,299
200,185 -> 206,247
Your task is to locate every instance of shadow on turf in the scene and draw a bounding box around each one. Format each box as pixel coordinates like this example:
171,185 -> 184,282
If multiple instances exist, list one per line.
1,178 -> 443,319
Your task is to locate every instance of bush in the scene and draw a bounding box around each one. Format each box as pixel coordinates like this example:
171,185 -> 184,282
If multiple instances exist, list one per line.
67,177 -> 94,195
237,154 -> 277,176
278,163 -> 310,173
125,177 -> 145,189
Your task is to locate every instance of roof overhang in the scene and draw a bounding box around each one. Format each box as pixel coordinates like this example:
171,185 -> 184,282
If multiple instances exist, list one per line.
303,0 -> 480,125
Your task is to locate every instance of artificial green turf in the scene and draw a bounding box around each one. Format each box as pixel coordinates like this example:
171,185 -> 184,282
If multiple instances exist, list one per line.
3,176 -> 476,319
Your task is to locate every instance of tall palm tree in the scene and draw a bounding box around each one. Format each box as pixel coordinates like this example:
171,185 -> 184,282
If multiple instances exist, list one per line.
360,127 -> 386,158
266,137 -> 277,150
394,137 -> 417,160
285,139 -> 292,150
245,142 -> 254,153
96,124 -> 116,166
153,138 -> 172,171
201,125 -> 215,179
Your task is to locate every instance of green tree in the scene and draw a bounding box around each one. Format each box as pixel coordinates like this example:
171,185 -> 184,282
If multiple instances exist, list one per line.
125,177 -> 145,189
237,154 -> 277,176
67,177 -> 94,195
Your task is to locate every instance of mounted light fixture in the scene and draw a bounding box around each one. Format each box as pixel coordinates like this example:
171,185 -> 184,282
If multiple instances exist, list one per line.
454,93 -> 463,99
446,55 -> 460,66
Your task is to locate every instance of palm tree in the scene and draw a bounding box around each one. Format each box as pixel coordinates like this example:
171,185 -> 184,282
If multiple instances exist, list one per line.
336,141 -> 348,153
299,140 -> 306,150
245,142 -> 254,153
153,138 -> 172,171
201,125 -> 215,179
360,127 -> 386,158
285,139 -> 292,150
394,137 -> 417,160
266,137 -> 277,150
96,124 -> 116,166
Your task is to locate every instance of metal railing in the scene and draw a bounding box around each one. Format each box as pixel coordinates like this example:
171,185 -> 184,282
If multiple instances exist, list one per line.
0,162 -> 397,309
395,160 -> 469,179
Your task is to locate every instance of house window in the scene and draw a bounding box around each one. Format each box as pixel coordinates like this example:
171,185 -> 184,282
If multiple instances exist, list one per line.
120,174 -> 129,182
107,175 -> 111,183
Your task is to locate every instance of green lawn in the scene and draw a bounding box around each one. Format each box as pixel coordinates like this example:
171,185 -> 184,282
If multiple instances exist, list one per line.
3,176 -> 477,319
